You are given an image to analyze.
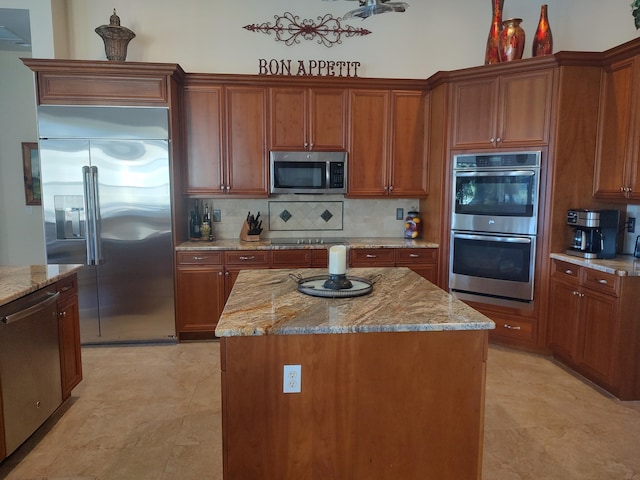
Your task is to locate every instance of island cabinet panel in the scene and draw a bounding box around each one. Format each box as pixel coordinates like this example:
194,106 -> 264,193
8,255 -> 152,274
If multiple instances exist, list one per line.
175,252 -> 225,339
594,56 -> 640,201
450,68 -> 553,149
220,330 -> 488,479
55,274 -> 82,400
183,85 -> 225,195
547,259 -> 640,400
269,87 -> 347,151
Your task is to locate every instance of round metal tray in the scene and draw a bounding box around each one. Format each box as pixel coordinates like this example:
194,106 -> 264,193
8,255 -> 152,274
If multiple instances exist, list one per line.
289,273 -> 381,298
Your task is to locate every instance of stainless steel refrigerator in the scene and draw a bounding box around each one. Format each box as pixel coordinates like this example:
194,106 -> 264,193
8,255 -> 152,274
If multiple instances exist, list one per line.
38,105 -> 176,344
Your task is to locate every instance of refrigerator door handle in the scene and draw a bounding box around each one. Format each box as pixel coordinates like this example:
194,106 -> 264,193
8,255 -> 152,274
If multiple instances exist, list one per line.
82,166 -> 95,265
90,166 -> 103,264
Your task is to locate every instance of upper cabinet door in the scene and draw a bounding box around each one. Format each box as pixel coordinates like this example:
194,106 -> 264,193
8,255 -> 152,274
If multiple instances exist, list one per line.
451,69 -> 552,149
309,88 -> 347,150
184,85 -> 225,195
594,57 -> 640,201
269,87 -> 347,151
270,88 -> 307,150
389,90 -> 428,197
347,89 -> 390,196
498,69 -> 553,147
225,86 -> 269,196
451,77 -> 499,149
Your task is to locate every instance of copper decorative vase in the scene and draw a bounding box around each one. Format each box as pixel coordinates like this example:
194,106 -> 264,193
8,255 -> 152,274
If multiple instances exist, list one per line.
484,0 -> 504,64
498,18 -> 525,62
532,4 -> 553,57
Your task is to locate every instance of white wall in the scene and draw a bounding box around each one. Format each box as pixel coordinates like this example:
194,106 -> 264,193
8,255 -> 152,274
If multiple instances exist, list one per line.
64,0 -> 638,78
1,0 -> 639,261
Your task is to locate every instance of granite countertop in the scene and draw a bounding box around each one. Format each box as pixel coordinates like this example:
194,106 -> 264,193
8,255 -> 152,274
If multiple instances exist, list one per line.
550,253 -> 640,277
215,267 -> 495,337
176,237 -> 439,251
0,264 -> 83,307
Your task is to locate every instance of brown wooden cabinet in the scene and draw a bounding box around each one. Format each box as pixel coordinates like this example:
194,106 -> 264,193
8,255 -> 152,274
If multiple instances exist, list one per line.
175,251 -> 226,340
225,86 -> 269,196
348,90 -> 428,197
183,85 -> 225,195
269,87 -> 347,151
349,247 -> 439,284
450,69 -> 553,149
183,84 -> 269,196
594,56 -> 640,201
547,259 -> 640,400
55,274 -> 82,400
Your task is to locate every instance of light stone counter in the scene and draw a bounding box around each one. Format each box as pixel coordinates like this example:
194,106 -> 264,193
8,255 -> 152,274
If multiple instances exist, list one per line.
550,253 -> 640,277
215,267 -> 494,336
176,237 -> 439,251
0,264 -> 83,307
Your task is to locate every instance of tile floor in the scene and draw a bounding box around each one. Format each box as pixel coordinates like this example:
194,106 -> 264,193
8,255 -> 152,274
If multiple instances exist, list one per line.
0,342 -> 639,479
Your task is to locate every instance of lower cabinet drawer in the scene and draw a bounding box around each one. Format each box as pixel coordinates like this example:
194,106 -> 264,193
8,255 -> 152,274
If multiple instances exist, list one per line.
350,248 -> 395,266
582,268 -> 620,297
272,249 -> 312,267
396,248 -> 437,265
490,317 -> 534,342
224,250 -> 271,267
177,251 -> 223,265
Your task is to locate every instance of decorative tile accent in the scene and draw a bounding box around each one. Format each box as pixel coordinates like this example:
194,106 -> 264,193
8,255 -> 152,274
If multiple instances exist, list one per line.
279,209 -> 292,222
269,201 -> 343,231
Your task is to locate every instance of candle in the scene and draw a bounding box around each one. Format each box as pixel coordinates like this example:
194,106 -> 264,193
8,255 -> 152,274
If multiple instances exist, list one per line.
328,245 -> 347,275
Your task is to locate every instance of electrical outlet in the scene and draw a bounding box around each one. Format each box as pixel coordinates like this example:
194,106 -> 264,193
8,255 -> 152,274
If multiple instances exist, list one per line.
213,209 -> 221,222
628,217 -> 636,233
396,208 -> 404,220
283,364 -> 301,393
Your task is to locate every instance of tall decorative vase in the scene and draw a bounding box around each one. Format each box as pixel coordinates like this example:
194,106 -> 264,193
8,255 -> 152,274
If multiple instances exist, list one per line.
532,4 -> 553,56
484,0 -> 504,64
95,9 -> 136,62
498,18 -> 525,62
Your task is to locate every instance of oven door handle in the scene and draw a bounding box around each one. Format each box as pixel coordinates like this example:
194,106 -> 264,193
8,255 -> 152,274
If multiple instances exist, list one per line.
454,170 -> 536,178
452,233 -> 533,244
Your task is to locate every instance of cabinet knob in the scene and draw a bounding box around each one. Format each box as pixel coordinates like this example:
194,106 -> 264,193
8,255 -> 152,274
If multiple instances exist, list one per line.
59,311 -> 67,317
503,323 -> 521,330
220,184 -> 225,191
389,185 -> 394,192
572,291 -> 580,296
496,137 -> 502,144
218,272 -> 223,276
490,137 -> 495,144
565,269 -> 573,275
597,279 -> 608,285
225,185 -> 230,192
225,271 -> 230,276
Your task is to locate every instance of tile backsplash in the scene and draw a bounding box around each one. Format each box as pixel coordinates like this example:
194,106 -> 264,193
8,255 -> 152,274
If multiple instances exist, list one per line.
190,195 -> 420,240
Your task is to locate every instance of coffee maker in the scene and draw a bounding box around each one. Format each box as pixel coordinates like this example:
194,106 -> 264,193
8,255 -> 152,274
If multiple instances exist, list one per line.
566,209 -> 620,259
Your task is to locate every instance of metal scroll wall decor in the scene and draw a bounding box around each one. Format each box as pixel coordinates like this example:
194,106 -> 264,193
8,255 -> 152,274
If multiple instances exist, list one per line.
244,12 -> 371,47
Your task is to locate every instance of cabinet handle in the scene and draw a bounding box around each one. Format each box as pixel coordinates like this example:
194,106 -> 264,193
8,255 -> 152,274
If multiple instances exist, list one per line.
220,184 -> 225,191
218,272 -> 223,276
503,323 -> 521,330
365,254 -> 377,258
409,253 -> 420,258
239,256 -> 255,261
193,256 -> 208,261
490,137 -> 495,144
225,186 -> 230,192
597,279 -> 608,285
60,285 -> 72,292
496,137 -> 502,144
225,271 -> 229,276
564,269 -> 573,275
389,185 -> 394,192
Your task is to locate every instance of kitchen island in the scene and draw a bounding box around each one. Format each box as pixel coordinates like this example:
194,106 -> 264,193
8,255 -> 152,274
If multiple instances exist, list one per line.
216,267 -> 494,479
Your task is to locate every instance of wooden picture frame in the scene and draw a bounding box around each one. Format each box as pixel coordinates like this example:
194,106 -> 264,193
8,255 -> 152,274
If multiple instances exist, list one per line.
22,142 -> 41,206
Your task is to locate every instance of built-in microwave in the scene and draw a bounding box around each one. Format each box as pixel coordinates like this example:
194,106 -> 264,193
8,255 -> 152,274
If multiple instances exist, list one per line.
270,151 -> 347,194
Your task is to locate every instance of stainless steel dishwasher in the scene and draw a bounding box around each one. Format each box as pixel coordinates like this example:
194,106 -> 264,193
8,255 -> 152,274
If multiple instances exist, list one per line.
0,288 -> 62,456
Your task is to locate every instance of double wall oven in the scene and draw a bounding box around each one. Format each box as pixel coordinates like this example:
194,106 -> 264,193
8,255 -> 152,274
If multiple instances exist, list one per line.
449,152 -> 541,308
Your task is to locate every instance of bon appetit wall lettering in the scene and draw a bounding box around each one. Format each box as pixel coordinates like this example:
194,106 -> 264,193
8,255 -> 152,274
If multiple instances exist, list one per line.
258,58 -> 362,77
